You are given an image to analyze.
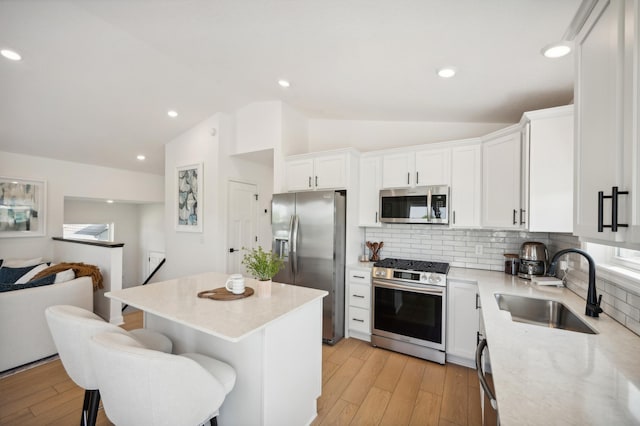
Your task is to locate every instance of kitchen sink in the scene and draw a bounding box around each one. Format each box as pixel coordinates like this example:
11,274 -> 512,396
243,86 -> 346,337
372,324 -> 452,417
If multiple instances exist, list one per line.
494,293 -> 597,334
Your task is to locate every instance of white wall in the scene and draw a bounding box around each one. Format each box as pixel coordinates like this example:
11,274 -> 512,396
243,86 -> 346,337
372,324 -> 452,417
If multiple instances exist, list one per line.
308,119 -> 511,153
160,112 -> 274,281
63,199 -> 156,288
0,151 -> 163,261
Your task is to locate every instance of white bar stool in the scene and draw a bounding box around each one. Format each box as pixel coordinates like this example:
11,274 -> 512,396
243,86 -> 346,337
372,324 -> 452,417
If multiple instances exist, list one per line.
45,305 -> 173,426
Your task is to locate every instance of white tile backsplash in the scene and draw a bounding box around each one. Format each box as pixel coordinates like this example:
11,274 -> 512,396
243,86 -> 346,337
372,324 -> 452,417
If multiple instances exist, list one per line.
363,227 -> 640,338
364,224 -> 550,272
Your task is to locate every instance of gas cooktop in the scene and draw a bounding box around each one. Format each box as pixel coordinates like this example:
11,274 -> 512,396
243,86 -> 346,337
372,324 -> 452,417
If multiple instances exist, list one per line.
373,258 -> 450,275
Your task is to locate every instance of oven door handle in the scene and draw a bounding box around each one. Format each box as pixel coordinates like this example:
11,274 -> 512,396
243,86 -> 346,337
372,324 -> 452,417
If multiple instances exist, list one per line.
373,280 -> 445,296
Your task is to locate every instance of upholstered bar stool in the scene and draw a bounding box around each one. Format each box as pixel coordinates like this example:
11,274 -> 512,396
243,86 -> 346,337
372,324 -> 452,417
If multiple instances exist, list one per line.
90,331 -> 235,426
45,305 -> 173,426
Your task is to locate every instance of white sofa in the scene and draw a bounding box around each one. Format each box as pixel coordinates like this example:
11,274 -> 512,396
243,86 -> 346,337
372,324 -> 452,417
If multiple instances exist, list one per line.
0,276 -> 93,372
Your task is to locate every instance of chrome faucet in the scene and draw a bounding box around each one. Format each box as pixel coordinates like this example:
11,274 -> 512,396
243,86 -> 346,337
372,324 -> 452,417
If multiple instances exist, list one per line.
548,248 -> 603,318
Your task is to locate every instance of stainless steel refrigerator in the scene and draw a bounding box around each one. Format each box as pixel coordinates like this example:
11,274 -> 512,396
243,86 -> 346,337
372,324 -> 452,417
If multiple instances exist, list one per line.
272,190 -> 346,344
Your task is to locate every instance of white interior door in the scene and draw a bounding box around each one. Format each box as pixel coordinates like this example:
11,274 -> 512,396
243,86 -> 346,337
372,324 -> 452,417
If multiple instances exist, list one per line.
227,181 -> 258,275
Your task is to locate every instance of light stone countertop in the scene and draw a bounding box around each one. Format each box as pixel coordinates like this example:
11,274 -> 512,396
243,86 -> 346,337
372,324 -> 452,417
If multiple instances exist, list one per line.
448,267 -> 640,425
106,271 -> 327,342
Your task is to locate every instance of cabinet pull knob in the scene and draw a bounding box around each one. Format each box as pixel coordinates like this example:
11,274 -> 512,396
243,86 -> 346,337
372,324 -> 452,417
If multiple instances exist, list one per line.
416,171 -> 419,185
407,172 -> 410,185
598,187 -> 629,232
315,176 -> 318,187
513,209 -> 517,225
353,318 -> 364,322
520,208 -> 526,225
308,176 -> 312,188
453,210 -> 456,225
375,212 -> 378,223
353,294 -> 365,298
354,275 -> 365,279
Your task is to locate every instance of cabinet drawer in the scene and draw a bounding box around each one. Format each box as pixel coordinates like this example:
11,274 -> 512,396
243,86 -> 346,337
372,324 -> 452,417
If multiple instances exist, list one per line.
348,307 -> 370,333
349,283 -> 371,309
349,270 -> 371,284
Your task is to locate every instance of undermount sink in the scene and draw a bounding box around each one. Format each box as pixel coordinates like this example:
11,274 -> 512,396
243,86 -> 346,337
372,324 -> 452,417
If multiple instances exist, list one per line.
494,293 -> 597,334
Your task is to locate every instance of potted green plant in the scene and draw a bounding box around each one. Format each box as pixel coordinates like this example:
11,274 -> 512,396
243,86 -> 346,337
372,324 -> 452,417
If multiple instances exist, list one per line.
241,246 -> 284,297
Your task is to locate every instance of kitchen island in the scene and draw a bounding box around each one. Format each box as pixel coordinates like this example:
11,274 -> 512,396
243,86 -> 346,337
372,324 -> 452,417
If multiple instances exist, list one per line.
106,271 -> 327,426
449,267 -> 640,425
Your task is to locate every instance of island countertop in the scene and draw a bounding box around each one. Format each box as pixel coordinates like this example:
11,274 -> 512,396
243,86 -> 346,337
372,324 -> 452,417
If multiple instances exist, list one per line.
106,271 -> 328,342
448,267 -> 640,425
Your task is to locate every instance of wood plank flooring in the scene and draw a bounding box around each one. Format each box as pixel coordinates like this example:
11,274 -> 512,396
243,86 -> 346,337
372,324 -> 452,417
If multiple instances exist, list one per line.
0,311 -> 481,425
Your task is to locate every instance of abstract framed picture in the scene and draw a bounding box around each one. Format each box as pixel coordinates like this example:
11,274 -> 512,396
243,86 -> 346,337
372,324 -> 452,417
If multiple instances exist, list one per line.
0,176 -> 47,238
175,163 -> 203,232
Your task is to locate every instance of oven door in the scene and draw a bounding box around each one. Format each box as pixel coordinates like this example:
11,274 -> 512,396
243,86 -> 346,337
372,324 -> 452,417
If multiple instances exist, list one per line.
372,279 -> 446,351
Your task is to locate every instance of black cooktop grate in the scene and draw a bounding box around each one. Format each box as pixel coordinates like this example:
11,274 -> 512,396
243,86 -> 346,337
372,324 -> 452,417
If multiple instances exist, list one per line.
373,258 -> 450,274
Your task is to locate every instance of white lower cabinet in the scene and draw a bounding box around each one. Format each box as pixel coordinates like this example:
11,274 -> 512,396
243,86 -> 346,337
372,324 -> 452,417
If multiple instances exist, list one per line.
346,265 -> 372,341
446,279 -> 479,368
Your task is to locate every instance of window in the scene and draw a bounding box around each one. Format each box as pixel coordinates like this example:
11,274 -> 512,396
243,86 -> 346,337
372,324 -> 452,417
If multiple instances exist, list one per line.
614,247 -> 640,272
63,223 -> 113,242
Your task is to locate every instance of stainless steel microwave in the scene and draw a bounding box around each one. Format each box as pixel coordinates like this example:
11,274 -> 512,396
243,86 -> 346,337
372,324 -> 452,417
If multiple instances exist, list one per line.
379,186 -> 449,224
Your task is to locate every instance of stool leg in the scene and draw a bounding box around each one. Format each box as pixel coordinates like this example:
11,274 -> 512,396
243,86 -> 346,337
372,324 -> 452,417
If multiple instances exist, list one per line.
87,390 -> 101,426
81,390 -> 91,426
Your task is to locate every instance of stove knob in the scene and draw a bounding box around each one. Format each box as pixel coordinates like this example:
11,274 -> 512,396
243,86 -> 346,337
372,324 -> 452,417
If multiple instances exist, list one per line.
420,273 -> 428,282
428,273 -> 441,284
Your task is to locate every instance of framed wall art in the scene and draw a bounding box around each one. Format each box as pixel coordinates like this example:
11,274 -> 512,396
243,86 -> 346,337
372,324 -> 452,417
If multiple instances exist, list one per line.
0,176 -> 47,238
175,163 -> 203,232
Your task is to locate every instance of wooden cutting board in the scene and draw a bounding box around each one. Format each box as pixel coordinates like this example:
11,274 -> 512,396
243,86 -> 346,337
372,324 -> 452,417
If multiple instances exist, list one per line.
197,287 -> 254,300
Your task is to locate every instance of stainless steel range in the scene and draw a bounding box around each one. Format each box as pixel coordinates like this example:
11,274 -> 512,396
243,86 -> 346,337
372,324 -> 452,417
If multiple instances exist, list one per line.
371,258 -> 449,364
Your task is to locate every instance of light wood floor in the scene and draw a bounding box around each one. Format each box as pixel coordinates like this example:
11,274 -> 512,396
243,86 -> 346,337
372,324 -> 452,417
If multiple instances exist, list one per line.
0,311 -> 481,426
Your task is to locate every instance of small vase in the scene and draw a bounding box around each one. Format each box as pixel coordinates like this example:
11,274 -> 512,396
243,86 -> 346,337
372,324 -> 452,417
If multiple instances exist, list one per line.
257,279 -> 272,298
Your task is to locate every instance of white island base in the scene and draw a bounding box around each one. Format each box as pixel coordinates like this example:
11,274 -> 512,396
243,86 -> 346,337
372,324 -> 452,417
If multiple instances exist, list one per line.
145,299 -> 322,426
106,273 -> 326,426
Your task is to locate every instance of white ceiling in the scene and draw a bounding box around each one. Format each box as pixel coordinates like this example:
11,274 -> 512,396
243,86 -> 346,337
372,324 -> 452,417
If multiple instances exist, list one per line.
0,0 -> 581,175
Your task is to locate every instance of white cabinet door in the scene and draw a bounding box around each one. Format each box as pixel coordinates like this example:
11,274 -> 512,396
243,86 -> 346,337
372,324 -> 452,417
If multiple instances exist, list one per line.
446,280 -> 479,367
285,158 -> 315,191
574,0 -> 631,243
482,130 -> 522,228
527,107 -> 574,232
415,148 -> 451,186
285,153 -> 348,191
359,156 -> 382,226
450,144 -> 481,228
314,154 -> 347,190
382,152 -> 414,188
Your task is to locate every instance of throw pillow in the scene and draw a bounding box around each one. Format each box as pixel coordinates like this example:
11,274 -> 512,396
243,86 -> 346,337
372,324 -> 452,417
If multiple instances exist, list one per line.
14,263 -> 51,284
0,264 -> 46,284
1,257 -> 43,267
28,269 -> 76,286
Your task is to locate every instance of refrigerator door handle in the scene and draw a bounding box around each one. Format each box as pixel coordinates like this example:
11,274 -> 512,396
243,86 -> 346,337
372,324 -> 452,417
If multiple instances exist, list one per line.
291,215 -> 299,275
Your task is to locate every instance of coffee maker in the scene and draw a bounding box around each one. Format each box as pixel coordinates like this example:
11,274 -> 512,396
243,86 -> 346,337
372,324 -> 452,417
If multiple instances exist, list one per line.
518,241 -> 548,279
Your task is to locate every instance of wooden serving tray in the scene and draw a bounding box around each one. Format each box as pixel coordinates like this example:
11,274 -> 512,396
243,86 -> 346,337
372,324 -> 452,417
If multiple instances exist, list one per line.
197,287 -> 254,300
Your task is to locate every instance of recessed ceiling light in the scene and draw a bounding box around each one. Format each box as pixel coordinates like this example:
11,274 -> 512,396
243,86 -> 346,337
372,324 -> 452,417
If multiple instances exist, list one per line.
278,79 -> 291,88
1,49 -> 22,61
542,43 -> 572,58
167,110 -> 178,118
136,155 -> 146,161
437,67 -> 457,78
106,200 -> 114,204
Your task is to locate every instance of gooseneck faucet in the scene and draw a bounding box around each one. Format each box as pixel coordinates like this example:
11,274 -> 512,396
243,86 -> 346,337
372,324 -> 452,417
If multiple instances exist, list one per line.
548,248 -> 603,318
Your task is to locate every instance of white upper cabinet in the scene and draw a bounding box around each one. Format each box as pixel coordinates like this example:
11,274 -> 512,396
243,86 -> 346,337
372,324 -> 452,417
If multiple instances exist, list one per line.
524,105 -> 574,233
450,142 -> 482,228
285,153 -> 348,191
574,0 -> 640,244
381,147 -> 451,189
359,156 -> 382,226
482,127 -> 523,229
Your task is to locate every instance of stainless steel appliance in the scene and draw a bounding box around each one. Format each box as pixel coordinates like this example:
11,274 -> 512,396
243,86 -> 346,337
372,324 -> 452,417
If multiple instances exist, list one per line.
371,258 -> 449,364
517,241 -> 548,279
272,190 -> 346,344
379,185 -> 449,224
